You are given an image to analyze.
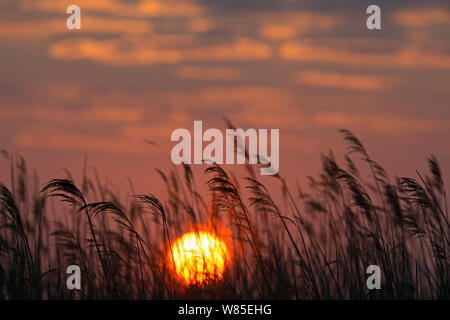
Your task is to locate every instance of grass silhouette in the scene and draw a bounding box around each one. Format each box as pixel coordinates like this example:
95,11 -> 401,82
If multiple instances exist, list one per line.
0,129 -> 448,299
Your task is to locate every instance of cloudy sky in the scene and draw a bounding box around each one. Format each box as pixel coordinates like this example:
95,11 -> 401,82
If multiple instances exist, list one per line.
0,0 -> 449,195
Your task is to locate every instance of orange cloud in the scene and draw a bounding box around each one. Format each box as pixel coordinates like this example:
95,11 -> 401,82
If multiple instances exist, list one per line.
21,0 -> 204,18
175,66 -> 242,81
4,82 -> 448,157
137,0 -> 203,17
154,86 -> 448,135
394,7 -> 450,27
0,106 -> 143,124
294,70 -> 398,91
49,37 -> 183,65
2,1 -> 209,41
280,41 -> 450,69
0,16 -> 152,38
260,12 -> 341,40
260,24 -> 297,41
186,18 -> 215,33
49,37 -> 271,66
310,112 -> 448,135
14,131 -> 151,154
12,109 -> 191,153
165,86 -> 303,128
187,38 -> 271,61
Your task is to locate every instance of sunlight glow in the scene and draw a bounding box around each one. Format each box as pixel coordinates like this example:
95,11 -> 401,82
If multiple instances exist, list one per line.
169,230 -> 231,286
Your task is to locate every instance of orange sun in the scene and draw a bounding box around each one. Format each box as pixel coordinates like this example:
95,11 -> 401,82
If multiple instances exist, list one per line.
169,230 -> 231,286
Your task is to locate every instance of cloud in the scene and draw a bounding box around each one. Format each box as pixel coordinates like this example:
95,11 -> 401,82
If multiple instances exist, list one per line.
157,86 -> 448,135
14,131 -> 151,154
186,18 -> 215,33
175,66 -> 242,80
49,37 -> 271,66
188,38 -> 271,61
173,86 -> 303,128
122,110 -> 192,141
260,12 -> 341,40
21,0 -> 204,18
260,24 -> 297,41
309,112 -> 449,135
4,82 -> 448,157
49,37 -> 183,65
0,106 -> 143,124
394,7 -> 450,27
137,0 -> 203,17
0,16 -> 152,38
293,70 -> 398,91
280,41 -> 450,69
11,109 -> 192,153
1,1 -> 212,40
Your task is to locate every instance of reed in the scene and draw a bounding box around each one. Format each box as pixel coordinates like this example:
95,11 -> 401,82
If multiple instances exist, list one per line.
0,130 -> 448,299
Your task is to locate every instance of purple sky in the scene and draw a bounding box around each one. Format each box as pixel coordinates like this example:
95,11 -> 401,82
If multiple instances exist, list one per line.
1,0 -> 449,198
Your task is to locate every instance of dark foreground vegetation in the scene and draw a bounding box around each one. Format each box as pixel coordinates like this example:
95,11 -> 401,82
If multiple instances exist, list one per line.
0,130 -> 448,299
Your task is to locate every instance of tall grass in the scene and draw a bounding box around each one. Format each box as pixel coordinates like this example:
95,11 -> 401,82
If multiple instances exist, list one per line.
0,130 -> 448,299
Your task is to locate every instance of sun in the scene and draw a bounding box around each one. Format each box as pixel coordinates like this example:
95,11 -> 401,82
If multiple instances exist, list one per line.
169,230 -> 231,286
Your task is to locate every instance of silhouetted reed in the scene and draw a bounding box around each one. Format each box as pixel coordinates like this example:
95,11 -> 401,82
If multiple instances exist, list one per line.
0,130 -> 448,299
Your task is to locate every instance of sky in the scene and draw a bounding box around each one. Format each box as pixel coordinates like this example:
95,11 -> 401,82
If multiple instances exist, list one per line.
0,0 -> 449,198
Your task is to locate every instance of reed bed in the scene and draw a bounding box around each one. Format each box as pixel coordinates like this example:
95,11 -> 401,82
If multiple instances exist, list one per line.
0,130 -> 448,299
